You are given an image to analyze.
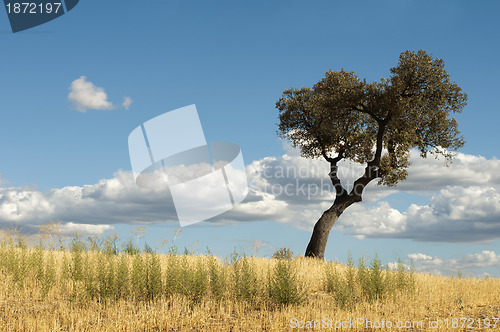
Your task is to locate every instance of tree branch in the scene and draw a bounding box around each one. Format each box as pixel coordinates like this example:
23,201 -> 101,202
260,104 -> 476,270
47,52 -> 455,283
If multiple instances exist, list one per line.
351,105 -> 381,123
349,164 -> 380,203
348,120 -> 387,202
369,120 -> 387,167
322,148 -> 344,164
322,148 -> 347,197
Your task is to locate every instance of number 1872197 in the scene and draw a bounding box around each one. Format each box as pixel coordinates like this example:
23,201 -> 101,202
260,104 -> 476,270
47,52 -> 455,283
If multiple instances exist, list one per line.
5,2 -> 62,14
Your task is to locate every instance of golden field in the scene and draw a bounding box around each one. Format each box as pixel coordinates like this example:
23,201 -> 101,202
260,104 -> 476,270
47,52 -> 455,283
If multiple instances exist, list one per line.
0,232 -> 499,331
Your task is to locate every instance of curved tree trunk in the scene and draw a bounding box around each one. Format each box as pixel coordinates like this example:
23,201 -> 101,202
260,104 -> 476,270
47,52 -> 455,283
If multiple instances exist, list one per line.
304,198 -> 355,259
305,127 -> 383,259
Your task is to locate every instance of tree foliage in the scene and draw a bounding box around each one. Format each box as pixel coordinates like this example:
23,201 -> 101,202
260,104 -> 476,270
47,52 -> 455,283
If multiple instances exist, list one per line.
276,50 -> 467,187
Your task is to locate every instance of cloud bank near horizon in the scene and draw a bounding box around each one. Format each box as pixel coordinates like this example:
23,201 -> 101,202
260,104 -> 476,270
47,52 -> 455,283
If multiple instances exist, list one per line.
0,148 -> 499,243
405,250 -> 500,277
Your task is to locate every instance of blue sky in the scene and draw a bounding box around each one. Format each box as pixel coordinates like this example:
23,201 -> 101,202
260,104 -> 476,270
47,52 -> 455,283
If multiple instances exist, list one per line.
1,0 -> 499,277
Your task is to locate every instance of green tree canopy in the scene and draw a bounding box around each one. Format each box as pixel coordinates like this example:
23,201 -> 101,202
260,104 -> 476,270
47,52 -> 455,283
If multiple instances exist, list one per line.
277,50 -> 466,187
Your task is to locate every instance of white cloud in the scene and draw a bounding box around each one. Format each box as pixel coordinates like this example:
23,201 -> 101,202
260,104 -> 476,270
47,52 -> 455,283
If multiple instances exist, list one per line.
0,147 -> 499,243
0,187 -> 55,222
462,250 -> 500,268
408,253 -> 434,261
58,222 -> 114,237
395,150 -> 500,191
68,76 -> 115,112
339,202 -> 407,236
0,169 -> 176,228
406,250 -> 500,276
68,76 -> 132,112
122,96 -> 133,110
337,185 -> 500,242
241,146 -> 500,242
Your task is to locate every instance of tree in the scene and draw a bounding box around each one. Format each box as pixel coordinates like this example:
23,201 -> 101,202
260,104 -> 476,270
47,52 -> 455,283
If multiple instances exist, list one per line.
276,50 -> 467,259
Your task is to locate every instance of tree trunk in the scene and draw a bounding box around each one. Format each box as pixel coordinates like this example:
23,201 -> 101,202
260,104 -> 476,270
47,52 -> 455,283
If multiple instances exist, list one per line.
306,148 -> 379,259
304,198 -> 355,259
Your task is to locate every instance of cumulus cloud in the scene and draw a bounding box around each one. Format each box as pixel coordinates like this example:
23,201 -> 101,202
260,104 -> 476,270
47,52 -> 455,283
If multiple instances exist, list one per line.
68,76 -> 114,112
58,222 -> 114,237
68,76 -> 132,112
337,185 -> 500,242
462,250 -> 500,268
406,250 -> 500,276
0,170 -> 176,228
240,146 -> 500,242
394,150 -> 500,191
0,187 -> 55,222
0,147 -> 499,243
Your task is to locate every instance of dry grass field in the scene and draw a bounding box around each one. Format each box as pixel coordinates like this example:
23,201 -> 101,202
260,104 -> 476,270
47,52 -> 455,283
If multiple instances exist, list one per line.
0,231 -> 499,331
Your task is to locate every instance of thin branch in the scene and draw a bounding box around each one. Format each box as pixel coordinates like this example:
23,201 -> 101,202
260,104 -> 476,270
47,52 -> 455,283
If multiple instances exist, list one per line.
322,148 -> 344,164
368,120 -> 387,167
322,148 -> 347,197
349,120 -> 388,201
351,105 -> 381,123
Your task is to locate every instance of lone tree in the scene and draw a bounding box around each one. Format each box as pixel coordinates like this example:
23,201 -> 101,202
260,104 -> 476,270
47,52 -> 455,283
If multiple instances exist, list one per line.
276,50 -> 467,259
